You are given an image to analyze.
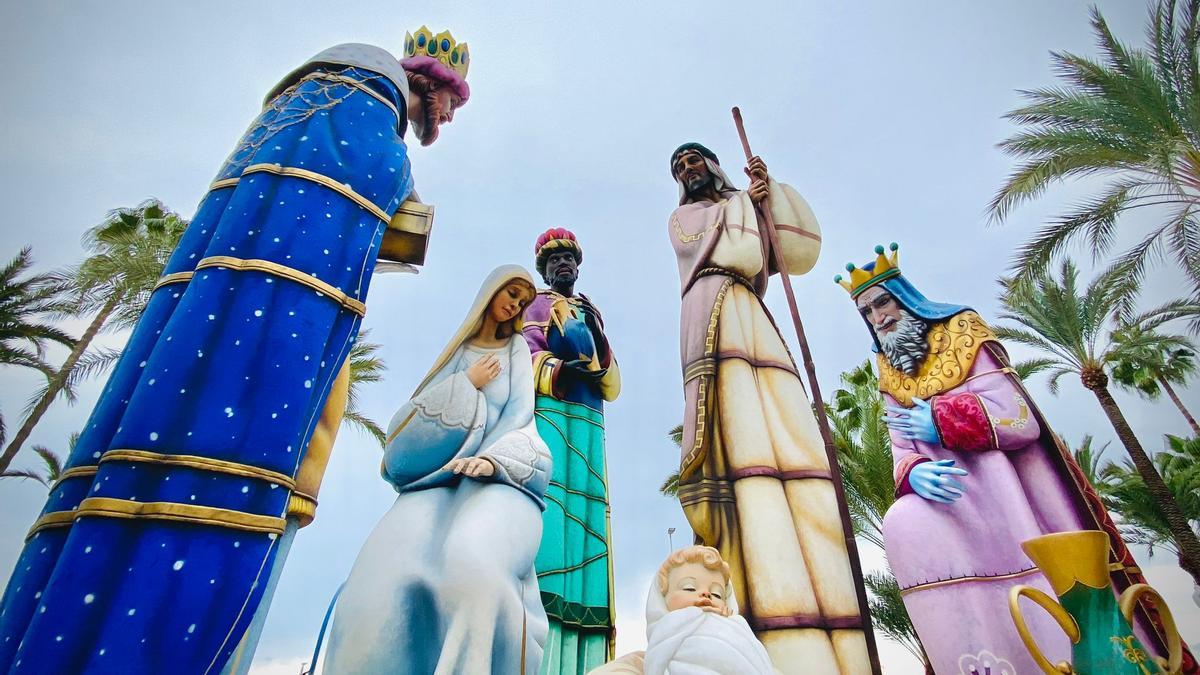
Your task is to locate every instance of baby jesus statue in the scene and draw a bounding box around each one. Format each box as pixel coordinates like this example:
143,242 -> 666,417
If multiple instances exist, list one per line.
591,546 -> 777,675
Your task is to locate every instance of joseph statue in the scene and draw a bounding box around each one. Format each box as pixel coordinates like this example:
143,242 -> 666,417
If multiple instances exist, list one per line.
666,142 -> 869,673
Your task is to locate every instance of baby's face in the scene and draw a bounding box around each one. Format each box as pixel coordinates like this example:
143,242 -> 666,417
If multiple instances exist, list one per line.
664,562 -> 730,616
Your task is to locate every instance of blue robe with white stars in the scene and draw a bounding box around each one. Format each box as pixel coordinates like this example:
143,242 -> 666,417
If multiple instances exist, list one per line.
0,58 -> 413,674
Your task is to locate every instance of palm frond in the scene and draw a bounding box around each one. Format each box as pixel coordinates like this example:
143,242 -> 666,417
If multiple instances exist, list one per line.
30,445 -> 63,483
1013,358 -> 1059,380
0,469 -> 49,488
341,409 -> 386,448
659,470 -> 680,498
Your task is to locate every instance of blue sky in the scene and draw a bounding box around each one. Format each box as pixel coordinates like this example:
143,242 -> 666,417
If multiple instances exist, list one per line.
0,2 -> 1197,673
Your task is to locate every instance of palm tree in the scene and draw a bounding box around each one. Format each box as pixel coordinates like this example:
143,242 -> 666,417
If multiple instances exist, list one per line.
1096,435 -> 1200,562
659,424 -> 683,498
0,200 -> 187,473
1109,325 -> 1200,434
863,572 -> 928,671
341,332 -> 388,447
999,258 -> 1200,584
990,0 -> 1200,326
0,247 -> 74,376
0,434 -> 74,489
827,361 -> 932,672
1068,434 -> 1116,491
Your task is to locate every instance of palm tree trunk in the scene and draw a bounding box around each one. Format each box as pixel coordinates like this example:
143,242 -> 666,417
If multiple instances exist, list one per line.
0,294 -> 119,473
1091,383 -> 1200,585
1158,376 -> 1200,437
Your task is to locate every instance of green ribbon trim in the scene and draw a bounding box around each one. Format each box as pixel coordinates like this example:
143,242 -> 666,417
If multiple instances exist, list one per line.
541,591 -> 613,630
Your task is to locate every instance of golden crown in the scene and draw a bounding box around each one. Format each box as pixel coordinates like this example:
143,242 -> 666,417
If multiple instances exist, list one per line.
835,243 -> 901,298
404,26 -> 469,79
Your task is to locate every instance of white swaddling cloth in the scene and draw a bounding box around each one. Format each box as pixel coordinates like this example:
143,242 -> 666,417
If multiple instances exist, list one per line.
641,579 -> 775,675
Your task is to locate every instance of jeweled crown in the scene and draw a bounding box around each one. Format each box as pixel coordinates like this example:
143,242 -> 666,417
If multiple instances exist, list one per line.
404,26 -> 469,78
835,243 -> 901,298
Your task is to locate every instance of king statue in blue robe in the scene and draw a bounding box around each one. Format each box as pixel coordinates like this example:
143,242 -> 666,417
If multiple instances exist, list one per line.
0,27 -> 472,674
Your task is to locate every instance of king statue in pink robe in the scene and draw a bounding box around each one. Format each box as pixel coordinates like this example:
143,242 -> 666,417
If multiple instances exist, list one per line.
837,243 -> 1190,675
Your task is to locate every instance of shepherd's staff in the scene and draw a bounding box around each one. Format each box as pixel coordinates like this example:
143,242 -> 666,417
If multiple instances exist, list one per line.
732,106 -> 883,675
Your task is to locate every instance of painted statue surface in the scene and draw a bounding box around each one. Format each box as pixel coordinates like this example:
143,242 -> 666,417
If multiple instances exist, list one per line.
323,265 -> 551,675
666,143 -> 869,673
522,228 -> 622,674
592,546 -> 776,675
839,244 -> 1189,674
0,34 -> 472,673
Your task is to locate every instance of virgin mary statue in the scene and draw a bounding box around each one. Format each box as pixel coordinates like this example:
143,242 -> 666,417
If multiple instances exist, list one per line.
323,265 -> 552,674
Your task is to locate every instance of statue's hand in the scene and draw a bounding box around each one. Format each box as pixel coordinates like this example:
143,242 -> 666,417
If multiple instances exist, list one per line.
466,354 -> 501,389
883,397 -> 940,444
908,459 -> 968,504
744,156 -> 770,204
444,456 -> 495,479
562,358 -> 606,385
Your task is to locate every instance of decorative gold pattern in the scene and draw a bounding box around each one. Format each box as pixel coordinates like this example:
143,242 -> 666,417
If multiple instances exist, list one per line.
681,278 -> 732,478
209,177 -> 240,191
76,497 -> 286,535
101,449 -> 296,490
989,393 -> 1030,429
878,311 -> 998,407
299,72 -> 399,119
1110,635 -> 1152,673
195,256 -> 367,316
672,208 -> 724,244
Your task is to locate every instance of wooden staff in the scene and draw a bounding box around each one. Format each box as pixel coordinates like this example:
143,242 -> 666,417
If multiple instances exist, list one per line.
732,106 -> 883,675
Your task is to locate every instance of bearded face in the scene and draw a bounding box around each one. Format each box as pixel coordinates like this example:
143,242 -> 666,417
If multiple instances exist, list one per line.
877,310 -> 932,376
857,286 -> 931,376
672,152 -> 714,197
543,250 -> 579,290
407,73 -> 461,147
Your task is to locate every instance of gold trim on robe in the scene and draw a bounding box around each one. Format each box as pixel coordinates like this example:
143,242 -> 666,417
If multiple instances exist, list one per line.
75,497 -> 286,535
26,510 -> 79,540
193,256 -> 367,316
100,449 -> 297,490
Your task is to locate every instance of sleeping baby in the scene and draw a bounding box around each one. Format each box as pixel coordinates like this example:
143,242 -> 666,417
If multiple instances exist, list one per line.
590,545 -> 776,675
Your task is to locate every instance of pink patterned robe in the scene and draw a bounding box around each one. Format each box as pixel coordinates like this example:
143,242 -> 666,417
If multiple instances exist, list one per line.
881,322 -> 1186,674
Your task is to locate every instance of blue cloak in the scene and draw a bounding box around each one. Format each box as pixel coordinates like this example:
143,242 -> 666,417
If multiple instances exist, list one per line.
0,53 -> 414,674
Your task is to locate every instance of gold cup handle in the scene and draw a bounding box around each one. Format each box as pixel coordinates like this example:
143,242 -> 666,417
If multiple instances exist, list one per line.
1009,584 -> 1080,674
1119,583 -> 1183,674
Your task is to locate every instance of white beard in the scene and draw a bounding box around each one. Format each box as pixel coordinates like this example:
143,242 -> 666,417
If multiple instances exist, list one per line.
877,310 -> 931,376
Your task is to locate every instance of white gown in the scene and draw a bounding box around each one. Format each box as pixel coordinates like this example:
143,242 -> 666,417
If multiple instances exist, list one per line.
323,331 -> 551,674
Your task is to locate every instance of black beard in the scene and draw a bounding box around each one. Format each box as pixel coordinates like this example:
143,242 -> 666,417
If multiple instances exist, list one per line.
878,311 -> 931,376
684,172 -> 713,196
